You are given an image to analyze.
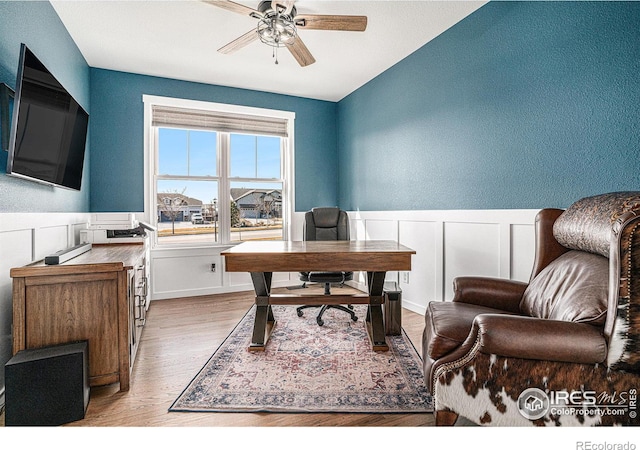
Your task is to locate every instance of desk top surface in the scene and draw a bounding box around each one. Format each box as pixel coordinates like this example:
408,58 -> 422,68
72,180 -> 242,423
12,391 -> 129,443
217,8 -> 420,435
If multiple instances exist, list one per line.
222,240 -> 415,255
222,240 -> 415,272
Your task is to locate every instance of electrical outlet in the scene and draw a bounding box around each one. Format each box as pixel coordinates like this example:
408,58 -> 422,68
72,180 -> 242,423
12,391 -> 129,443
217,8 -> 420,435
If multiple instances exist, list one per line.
401,272 -> 409,284
210,263 -> 216,272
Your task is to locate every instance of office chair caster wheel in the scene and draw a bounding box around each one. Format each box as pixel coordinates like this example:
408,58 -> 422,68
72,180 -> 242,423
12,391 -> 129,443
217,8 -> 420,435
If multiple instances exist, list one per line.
352,315 -> 358,322
297,310 -> 303,317
317,317 -> 324,326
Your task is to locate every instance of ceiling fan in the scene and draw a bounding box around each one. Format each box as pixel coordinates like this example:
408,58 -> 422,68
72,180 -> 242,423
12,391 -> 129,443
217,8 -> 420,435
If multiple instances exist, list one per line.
203,0 -> 368,67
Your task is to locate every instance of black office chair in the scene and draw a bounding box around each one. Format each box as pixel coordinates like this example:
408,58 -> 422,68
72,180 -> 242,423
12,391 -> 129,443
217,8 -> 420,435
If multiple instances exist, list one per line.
296,207 -> 358,326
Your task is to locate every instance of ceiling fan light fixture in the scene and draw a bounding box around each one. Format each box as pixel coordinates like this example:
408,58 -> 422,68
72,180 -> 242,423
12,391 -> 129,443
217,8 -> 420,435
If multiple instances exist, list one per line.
257,15 -> 297,47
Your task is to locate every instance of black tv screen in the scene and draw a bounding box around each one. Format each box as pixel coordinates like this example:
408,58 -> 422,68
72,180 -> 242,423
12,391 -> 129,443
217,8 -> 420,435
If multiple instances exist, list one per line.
7,44 -> 88,191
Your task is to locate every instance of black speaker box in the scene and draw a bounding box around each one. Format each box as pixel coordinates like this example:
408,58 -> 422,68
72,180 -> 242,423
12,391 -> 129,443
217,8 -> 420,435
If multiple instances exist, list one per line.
4,341 -> 90,426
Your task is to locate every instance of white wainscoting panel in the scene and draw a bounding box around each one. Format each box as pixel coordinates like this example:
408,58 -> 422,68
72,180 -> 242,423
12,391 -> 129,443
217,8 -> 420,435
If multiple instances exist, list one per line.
34,225 -> 71,262
398,220 -> 440,313
443,222 -> 501,300
511,224 -> 536,282
150,213 -> 308,300
228,271 -> 253,288
150,246 -> 294,300
0,229 -> 33,271
348,209 -> 539,314
350,219 -> 401,285
148,209 -> 540,315
0,229 -> 33,391
362,219 -> 398,241
152,249 -> 224,298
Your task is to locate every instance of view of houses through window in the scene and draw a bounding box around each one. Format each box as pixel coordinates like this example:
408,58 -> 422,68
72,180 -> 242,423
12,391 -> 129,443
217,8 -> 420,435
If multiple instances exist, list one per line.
155,127 -> 285,245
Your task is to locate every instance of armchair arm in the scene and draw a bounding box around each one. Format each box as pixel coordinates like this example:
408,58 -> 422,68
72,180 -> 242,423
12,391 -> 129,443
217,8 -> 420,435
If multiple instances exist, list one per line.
474,314 -> 607,364
452,277 -> 527,313
429,312 -> 608,394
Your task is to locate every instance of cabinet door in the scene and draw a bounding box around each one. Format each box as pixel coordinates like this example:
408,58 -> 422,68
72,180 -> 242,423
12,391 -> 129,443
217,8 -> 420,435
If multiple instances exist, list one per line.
24,272 -> 119,383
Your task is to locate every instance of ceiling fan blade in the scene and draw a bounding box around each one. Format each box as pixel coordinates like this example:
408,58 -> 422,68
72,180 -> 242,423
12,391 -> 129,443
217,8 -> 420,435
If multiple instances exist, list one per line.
218,29 -> 259,54
202,0 -> 261,18
286,37 -> 316,67
294,14 -> 367,32
271,0 -> 295,15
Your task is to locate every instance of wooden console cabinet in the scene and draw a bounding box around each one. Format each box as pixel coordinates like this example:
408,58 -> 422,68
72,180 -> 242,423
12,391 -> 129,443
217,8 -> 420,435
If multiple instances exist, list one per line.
10,243 -> 149,391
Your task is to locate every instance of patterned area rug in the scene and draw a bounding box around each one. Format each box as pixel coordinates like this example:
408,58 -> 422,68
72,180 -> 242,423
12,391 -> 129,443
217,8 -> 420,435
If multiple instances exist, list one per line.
169,304 -> 433,413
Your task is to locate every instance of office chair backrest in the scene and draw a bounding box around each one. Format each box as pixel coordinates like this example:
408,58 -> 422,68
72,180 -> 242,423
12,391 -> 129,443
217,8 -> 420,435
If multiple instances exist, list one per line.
304,207 -> 350,241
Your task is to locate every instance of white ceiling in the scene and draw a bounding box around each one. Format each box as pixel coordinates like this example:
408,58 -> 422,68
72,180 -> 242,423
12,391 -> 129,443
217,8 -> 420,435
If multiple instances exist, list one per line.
51,0 -> 486,102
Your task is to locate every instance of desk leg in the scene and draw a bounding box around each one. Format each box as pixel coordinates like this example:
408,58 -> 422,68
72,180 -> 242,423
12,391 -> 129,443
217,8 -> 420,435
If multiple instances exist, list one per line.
366,271 -> 389,351
249,272 -> 275,352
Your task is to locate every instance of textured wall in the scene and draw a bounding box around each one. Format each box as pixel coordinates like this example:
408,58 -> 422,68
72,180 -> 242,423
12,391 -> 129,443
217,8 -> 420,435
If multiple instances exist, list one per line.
337,2 -> 640,211
89,69 -> 338,212
0,1 -> 90,212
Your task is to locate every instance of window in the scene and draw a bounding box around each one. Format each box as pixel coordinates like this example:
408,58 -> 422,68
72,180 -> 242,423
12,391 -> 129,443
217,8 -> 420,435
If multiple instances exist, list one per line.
144,96 -> 295,247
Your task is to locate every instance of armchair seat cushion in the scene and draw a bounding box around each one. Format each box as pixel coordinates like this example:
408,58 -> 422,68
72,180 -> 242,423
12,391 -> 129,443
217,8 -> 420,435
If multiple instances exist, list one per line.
424,301 -> 519,360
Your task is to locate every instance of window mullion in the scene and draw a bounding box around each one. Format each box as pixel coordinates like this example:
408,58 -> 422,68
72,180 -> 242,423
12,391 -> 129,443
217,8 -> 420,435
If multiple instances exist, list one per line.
156,175 -> 219,182
151,127 -> 160,235
218,132 -> 231,244
228,177 -> 284,183
186,130 -> 190,176
281,138 -> 289,240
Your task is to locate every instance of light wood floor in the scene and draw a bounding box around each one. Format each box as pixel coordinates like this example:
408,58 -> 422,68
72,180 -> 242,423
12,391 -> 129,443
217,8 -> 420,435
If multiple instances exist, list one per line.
2,286 -> 434,427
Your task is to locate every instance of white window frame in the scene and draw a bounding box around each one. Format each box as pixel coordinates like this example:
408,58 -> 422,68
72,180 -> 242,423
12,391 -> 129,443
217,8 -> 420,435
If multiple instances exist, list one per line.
143,95 -> 295,248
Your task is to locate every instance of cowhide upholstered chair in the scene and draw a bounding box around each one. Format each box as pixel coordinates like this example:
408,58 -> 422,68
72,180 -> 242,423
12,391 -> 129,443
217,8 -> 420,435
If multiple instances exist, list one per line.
422,192 -> 640,426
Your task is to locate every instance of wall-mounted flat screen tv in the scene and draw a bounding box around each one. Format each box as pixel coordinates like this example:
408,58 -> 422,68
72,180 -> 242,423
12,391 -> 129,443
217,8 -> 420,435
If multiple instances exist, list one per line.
6,44 -> 89,191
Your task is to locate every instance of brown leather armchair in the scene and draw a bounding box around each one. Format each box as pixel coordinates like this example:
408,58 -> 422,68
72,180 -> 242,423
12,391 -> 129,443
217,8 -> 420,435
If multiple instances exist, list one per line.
422,192 -> 640,426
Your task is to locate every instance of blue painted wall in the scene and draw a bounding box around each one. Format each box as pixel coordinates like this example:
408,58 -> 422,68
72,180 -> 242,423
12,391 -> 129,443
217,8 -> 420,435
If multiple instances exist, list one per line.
89,69 -> 337,212
337,1 -> 640,211
0,1 -> 90,212
3,1 -> 638,214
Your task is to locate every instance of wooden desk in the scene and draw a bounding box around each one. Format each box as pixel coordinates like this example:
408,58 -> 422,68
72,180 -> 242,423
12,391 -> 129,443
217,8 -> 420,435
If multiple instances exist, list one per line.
221,240 -> 415,352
